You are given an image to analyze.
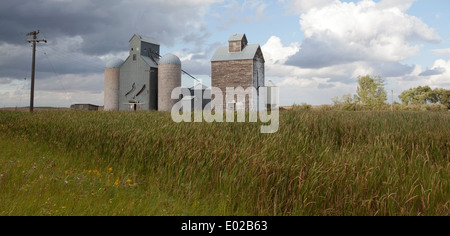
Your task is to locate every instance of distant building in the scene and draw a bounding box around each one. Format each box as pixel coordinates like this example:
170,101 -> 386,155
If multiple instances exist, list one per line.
183,84 -> 212,111
265,80 -> 279,110
71,104 -> 99,111
104,34 -> 181,112
105,33 -> 267,112
211,34 -> 265,111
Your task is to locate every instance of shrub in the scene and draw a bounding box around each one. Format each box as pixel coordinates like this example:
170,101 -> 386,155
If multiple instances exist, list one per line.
292,103 -> 312,111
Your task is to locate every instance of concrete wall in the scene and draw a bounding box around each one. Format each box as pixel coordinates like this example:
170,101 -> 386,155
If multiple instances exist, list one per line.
104,67 -> 120,111
158,64 -> 181,111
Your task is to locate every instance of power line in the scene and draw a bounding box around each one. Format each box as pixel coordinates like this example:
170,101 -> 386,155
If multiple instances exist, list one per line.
41,48 -> 69,97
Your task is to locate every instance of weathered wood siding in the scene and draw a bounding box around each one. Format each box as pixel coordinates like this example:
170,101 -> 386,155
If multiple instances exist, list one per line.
211,59 -> 254,110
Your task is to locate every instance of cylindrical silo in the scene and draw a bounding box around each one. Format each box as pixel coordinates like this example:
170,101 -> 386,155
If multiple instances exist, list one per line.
104,58 -> 123,111
158,53 -> 182,112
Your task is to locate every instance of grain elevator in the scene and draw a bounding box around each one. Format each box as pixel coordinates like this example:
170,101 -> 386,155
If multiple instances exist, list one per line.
104,34 -> 181,111
104,33 -> 275,112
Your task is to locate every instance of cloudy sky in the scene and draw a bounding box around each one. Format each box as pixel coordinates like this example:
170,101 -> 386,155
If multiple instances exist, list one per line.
1,0 -> 449,107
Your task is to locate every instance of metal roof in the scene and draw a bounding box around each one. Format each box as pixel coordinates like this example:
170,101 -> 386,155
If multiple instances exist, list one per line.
129,34 -> 160,45
159,53 -> 181,65
106,58 -> 124,68
190,83 -> 209,90
266,80 -> 278,87
211,44 -> 261,62
142,56 -> 159,68
140,36 -> 159,45
229,33 -> 246,42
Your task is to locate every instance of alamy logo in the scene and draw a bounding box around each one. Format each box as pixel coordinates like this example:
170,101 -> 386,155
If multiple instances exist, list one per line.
171,86 -> 279,134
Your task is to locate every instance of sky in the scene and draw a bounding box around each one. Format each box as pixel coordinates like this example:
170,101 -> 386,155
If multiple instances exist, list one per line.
1,0 -> 450,107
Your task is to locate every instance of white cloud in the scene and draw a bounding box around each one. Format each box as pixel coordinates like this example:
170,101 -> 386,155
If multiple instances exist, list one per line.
261,36 -> 360,105
389,59 -> 450,96
419,60 -> 450,88
433,48 -> 450,56
282,0 -> 336,14
283,0 -> 418,15
377,0 -> 416,12
262,36 -> 300,65
286,0 -> 441,68
262,35 -> 413,82
269,0 -> 447,106
261,34 -> 422,106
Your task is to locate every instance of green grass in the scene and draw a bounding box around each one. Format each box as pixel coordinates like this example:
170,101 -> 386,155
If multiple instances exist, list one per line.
0,131 -> 210,216
0,110 -> 449,216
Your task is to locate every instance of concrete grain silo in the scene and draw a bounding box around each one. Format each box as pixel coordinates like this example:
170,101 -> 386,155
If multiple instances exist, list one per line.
158,54 -> 181,111
104,58 -> 124,111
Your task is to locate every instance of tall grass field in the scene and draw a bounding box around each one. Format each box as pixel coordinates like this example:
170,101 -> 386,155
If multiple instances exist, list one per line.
0,110 -> 448,216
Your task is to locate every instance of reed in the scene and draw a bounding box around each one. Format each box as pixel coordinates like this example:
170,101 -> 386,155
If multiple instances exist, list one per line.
0,110 -> 448,215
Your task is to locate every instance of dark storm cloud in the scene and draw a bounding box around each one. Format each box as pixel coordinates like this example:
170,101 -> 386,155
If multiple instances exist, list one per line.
0,0 -> 216,56
0,1 -> 111,48
34,72 -> 104,93
0,0 -> 220,90
0,39 -> 104,81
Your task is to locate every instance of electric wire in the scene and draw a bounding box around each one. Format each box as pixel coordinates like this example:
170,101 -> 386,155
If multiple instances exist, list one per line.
39,47 -> 69,98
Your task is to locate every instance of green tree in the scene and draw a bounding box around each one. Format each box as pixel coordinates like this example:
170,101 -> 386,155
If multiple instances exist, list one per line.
442,90 -> 450,109
431,88 -> 450,108
354,75 -> 387,106
398,86 -> 431,105
398,86 -> 449,106
332,94 -> 354,106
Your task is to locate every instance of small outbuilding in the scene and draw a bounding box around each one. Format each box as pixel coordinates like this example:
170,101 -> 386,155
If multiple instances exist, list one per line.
71,104 -> 99,111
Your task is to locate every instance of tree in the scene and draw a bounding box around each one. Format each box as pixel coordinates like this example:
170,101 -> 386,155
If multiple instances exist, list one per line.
332,94 -> 354,106
442,90 -> 450,109
429,88 -> 442,104
399,86 -> 431,105
399,86 -> 449,107
431,88 -> 450,108
354,75 -> 387,106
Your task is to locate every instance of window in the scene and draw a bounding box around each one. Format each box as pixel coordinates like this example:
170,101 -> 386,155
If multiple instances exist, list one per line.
133,54 -> 137,61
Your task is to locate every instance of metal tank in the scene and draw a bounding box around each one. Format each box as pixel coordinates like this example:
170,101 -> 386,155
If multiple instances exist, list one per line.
158,54 -> 181,112
104,58 -> 123,111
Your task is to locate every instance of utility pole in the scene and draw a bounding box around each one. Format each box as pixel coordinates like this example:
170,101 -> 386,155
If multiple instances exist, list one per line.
26,31 -> 47,113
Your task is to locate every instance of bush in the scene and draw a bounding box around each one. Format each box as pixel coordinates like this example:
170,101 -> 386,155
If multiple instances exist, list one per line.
330,103 -> 448,112
314,105 -> 334,112
292,103 -> 312,111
